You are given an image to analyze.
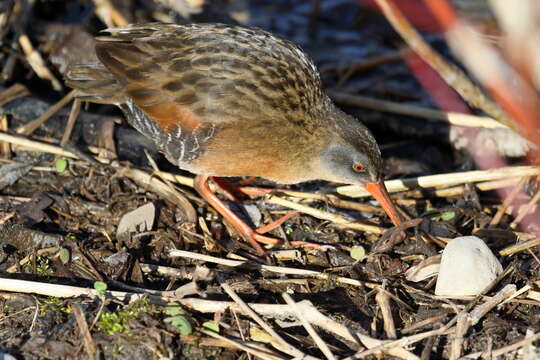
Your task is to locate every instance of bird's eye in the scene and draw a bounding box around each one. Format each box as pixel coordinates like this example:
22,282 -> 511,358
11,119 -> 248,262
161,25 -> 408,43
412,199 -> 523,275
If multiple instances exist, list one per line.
352,163 -> 365,172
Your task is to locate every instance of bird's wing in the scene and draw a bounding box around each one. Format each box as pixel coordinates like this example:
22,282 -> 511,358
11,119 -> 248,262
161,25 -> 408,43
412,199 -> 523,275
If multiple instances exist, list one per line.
94,23 -> 326,133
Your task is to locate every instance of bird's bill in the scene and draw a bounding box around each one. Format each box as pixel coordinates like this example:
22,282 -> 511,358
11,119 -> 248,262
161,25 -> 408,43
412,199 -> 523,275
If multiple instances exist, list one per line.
364,180 -> 401,226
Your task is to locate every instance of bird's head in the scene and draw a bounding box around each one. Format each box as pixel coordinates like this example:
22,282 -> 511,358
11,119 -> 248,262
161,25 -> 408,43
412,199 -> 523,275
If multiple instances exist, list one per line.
315,109 -> 401,226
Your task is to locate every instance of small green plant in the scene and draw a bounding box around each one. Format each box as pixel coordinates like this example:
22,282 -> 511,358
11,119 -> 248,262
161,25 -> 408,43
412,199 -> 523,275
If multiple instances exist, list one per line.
35,256 -> 53,275
202,321 -> 219,333
94,281 -> 108,296
430,211 -> 456,221
163,305 -> 192,335
58,248 -> 70,265
55,158 -> 68,173
98,311 -> 127,335
97,298 -> 152,335
40,296 -> 70,315
426,205 -> 456,221
350,245 -> 366,261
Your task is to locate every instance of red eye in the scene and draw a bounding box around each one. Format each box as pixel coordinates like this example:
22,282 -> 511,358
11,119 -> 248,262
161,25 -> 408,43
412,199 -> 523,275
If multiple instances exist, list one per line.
352,163 -> 365,172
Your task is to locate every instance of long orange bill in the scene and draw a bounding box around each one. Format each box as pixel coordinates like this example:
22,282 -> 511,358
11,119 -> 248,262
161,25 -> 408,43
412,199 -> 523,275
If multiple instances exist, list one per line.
364,180 -> 401,226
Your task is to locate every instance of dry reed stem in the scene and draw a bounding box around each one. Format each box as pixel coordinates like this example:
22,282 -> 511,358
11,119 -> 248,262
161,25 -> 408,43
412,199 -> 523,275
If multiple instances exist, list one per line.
72,305 -> 97,360
0,115 -> 10,157
499,238 -> 540,256
462,331 -> 540,359
0,277 -> 154,302
92,0 -> 128,27
0,83 -> 30,106
168,248 -> 378,289
220,282 -> 312,359
0,132 -> 78,158
265,195 -> 386,234
425,1 -> 540,146
372,0 -> 510,128
332,49 -> 407,86
510,188 -> 540,229
336,166 -> 540,197
329,90 -> 508,129
143,151 -> 197,222
117,167 -> 197,223
18,34 -> 62,91
15,90 -> 76,136
282,293 -> 336,360
490,177 -> 528,226
60,99 -> 81,147
199,330 -> 286,360
376,289 -> 397,339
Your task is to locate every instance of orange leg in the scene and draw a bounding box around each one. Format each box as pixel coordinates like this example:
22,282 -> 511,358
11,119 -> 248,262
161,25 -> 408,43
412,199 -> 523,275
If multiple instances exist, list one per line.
256,211 -> 298,234
194,175 -> 283,257
210,176 -> 240,201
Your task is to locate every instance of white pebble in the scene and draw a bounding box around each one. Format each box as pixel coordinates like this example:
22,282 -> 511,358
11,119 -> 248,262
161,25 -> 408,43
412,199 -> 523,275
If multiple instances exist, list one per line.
435,236 -> 503,297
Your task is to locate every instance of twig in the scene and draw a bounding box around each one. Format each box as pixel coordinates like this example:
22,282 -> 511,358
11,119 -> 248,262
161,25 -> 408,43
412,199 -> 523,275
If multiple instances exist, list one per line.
168,249 -> 378,288
0,83 -> 30,106
139,263 -> 195,279
200,329 -> 287,360
265,194 -> 386,234
220,281 -> 314,359
450,312 -> 468,360
376,288 -> 397,339
92,0 -> 128,27
336,166 -> 540,197
143,151 -> 197,222
329,91 -> 508,129
402,178 -> 521,198
510,188 -> 540,229
425,1 -> 540,146
499,238 -> 540,256
18,34 -> 62,91
188,298 -> 419,360
372,0 -> 510,128
0,115 -> 10,157
490,177 -> 528,226
29,296 -> 39,333
462,331 -> 540,359
60,99 -> 81,147
72,304 -> 97,360
0,132 -> 78,158
282,293 -> 336,360
15,90 -> 76,136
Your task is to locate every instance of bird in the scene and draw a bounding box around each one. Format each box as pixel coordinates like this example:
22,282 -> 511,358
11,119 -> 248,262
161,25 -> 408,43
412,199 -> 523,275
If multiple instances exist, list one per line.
65,22 -> 402,257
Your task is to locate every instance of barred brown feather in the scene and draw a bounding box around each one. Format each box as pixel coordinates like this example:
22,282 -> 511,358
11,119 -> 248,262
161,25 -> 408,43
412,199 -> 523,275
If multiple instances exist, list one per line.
65,22 -> 383,186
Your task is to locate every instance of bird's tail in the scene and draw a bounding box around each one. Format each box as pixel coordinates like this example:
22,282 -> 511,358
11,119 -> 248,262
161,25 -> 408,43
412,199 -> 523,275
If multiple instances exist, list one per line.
65,63 -> 128,105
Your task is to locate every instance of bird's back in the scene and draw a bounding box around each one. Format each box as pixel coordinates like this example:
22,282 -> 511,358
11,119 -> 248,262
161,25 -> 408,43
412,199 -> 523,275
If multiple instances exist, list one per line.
66,23 -> 332,180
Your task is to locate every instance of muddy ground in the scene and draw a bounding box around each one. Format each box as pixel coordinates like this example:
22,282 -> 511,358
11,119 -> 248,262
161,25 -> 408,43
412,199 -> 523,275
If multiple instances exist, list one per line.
0,0 -> 539,359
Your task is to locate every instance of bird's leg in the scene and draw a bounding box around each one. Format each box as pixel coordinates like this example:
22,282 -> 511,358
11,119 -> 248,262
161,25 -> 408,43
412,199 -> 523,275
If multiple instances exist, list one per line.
237,176 -> 258,186
210,176 -> 240,201
193,175 -> 283,257
211,177 -> 270,199
256,211 -> 298,234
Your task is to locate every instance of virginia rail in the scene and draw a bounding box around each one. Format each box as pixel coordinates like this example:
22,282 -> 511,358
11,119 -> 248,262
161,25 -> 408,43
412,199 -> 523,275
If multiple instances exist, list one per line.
66,23 -> 401,256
